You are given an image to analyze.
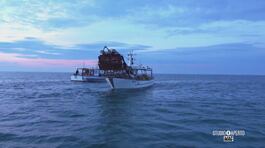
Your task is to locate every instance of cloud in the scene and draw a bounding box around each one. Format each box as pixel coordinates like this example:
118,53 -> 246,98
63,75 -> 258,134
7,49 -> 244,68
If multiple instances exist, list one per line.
76,41 -> 152,53
138,42 -> 265,74
169,20 -> 265,36
111,0 -> 265,29
0,52 -> 96,68
0,38 -> 264,74
0,0 -> 96,29
34,50 -> 61,55
1,0 -> 265,74
2,0 -> 264,29
145,42 -> 265,57
0,37 -> 152,60
0,37 -> 67,58
1,0 -> 265,49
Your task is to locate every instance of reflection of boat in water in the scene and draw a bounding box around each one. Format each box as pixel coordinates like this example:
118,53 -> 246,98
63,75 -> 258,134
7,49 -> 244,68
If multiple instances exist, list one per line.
71,68 -> 105,82
98,46 -> 154,89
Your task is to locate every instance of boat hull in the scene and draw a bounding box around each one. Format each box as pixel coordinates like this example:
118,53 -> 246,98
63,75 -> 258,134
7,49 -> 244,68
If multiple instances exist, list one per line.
71,75 -> 105,82
106,78 -> 154,89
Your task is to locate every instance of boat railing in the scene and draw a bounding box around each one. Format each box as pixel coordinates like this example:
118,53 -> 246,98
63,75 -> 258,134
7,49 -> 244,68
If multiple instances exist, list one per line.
100,67 -> 153,80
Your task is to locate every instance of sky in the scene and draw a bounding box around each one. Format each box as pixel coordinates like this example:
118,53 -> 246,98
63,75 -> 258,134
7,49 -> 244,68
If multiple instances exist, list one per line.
0,0 -> 265,74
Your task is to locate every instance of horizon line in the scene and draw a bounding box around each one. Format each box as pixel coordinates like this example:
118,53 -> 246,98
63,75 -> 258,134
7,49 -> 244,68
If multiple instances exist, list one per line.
0,70 -> 264,76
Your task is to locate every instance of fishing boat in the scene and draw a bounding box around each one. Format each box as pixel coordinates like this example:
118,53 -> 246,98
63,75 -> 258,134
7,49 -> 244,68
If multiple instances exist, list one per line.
71,68 -> 105,82
98,46 -> 154,89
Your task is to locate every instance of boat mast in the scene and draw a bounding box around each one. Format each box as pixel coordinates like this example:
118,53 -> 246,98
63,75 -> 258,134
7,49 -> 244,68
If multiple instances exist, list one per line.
128,51 -> 135,66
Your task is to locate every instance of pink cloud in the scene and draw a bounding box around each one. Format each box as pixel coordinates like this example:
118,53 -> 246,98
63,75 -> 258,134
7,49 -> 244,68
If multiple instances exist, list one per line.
0,52 -> 97,68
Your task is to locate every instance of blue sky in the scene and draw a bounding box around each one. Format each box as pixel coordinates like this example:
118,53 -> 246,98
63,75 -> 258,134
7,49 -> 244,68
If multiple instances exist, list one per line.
0,0 -> 265,74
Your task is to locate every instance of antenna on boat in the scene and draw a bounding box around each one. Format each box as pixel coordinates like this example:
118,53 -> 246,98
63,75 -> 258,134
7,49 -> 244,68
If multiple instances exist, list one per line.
127,50 -> 136,66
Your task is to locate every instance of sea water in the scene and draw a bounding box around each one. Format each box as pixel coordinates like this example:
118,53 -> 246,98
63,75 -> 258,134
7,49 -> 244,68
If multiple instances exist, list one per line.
0,72 -> 264,147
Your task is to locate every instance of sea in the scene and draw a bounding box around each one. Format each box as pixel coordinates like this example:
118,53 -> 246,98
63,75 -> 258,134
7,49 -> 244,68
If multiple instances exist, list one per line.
0,72 -> 264,148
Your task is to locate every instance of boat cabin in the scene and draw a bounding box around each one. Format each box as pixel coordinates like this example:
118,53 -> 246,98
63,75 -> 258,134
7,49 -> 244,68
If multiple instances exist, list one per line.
74,68 -> 101,76
98,46 -> 153,80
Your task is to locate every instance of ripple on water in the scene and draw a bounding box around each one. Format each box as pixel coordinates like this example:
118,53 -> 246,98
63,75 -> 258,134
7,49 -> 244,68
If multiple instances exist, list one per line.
0,73 -> 265,147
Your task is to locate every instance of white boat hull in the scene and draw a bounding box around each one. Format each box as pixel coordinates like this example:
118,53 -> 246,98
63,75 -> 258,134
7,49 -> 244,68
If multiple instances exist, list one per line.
71,75 -> 105,82
106,78 -> 154,89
